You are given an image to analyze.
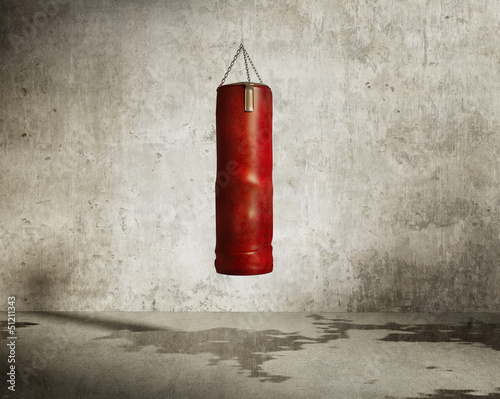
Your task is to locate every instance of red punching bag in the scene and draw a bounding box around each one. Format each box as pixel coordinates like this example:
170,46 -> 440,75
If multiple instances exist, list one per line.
215,44 -> 273,275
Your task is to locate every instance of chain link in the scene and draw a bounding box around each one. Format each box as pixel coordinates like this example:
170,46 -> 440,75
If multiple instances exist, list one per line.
243,48 -> 263,85
243,50 -> 250,82
218,44 -> 263,87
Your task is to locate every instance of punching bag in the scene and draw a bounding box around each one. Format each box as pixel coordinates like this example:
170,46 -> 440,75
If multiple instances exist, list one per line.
215,44 -> 273,275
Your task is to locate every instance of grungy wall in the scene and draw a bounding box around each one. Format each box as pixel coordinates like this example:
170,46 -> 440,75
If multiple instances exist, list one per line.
1,0 -> 499,311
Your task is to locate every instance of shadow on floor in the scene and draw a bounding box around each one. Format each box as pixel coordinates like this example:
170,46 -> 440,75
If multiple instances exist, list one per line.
0,320 -> 38,339
97,327 -> 316,383
402,388 -> 500,398
6,312 -> 500,397
33,311 -> 165,332
94,314 -> 500,385
308,314 -> 500,351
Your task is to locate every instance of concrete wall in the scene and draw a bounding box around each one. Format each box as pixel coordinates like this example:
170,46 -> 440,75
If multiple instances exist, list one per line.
1,0 -> 499,311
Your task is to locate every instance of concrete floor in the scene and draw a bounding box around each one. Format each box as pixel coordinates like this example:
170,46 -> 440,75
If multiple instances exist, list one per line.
1,313 -> 500,399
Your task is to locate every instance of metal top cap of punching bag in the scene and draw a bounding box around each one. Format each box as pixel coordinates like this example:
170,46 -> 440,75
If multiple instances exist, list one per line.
215,44 -> 273,275
217,82 -> 270,88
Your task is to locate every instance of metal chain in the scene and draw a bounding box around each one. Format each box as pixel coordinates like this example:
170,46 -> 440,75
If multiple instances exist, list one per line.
243,49 -> 250,82
242,47 -> 263,84
218,44 -> 243,87
218,44 -> 263,87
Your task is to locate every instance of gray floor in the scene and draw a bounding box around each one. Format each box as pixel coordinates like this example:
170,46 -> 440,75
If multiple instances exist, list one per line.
1,312 -> 500,399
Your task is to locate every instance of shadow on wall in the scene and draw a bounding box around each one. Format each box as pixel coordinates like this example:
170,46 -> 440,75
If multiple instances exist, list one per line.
15,205 -> 500,313
18,249 -> 74,310
14,227 -> 125,311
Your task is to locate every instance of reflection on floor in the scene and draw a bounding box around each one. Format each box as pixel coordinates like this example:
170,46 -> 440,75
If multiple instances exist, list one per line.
405,390 -> 500,398
1,312 -> 499,399
309,314 -> 500,349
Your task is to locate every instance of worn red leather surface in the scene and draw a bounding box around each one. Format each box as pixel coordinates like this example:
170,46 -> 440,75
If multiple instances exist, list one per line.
215,83 -> 273,275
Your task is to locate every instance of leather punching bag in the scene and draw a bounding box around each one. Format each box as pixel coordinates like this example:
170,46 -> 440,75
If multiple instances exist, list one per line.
215,45 -> 273,275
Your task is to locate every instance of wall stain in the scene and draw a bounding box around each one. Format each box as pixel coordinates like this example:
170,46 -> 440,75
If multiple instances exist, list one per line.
347,226 -> 500,312
387,198 -> 471,232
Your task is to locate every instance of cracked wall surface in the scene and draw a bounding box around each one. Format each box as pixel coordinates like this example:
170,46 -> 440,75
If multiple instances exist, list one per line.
1,0 -> 499,311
